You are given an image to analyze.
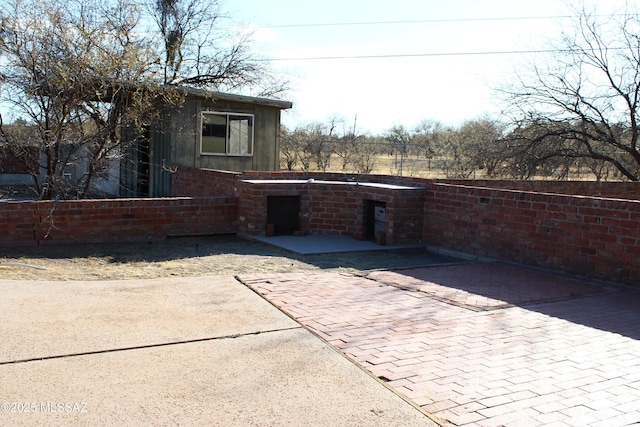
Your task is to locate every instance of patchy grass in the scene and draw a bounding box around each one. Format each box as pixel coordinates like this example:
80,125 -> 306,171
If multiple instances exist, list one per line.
0,235 -> 455,281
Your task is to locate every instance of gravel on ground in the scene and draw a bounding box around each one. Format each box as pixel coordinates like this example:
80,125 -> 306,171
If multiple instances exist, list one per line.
0,235 -> 456,281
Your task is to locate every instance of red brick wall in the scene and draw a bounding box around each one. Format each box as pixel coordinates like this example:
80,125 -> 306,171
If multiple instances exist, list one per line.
305,183 -> 362,238
236,180 -> 303,236
0,196 -> 238,246
4,165 -> 639,286
440,179 -> 640,200
171,167 -> 240,197
425,183 -> 640,285
0,200 -> 38,245
236,179 -> 424,245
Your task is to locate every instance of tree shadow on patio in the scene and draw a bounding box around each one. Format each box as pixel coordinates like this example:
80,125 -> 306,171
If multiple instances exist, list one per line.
365,262 -> 640,341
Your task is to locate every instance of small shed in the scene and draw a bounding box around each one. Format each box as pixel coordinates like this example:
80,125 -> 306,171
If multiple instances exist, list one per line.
120,89 -> 292,197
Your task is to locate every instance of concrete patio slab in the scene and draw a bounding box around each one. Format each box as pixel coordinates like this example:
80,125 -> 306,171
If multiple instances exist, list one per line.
251,234 -> 422,255
1,328 -> 437,426
0,276 -> 297,363
0,276 -> 438,426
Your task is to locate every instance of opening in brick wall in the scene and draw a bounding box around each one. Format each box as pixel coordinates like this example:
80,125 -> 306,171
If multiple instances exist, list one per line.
266,196 -> 300,235
363,200 -> 386,243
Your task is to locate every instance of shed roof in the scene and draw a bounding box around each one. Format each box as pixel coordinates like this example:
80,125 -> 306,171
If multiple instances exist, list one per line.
180,87 -> 293,110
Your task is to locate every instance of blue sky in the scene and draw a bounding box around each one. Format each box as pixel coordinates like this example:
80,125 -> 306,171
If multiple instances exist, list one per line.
227,0 -> 637,134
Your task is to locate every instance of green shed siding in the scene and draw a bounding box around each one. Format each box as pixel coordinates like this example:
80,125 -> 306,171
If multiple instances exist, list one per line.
121,90 -> 291,197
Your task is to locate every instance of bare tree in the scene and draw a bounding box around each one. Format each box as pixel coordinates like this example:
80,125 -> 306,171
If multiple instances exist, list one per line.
435,128 -> 477,179
333,133 -> 358,172
148,0 -> 287,96
497,123 -> 571,179
502,5 -> 640,181
287,122 -> 334,172
460,118 -> 505,177
280,117 -> 383,175
412,120 -> 441,167
279,125 -> 299,171
350,137 -> 382,174
0,0 -> 287,199
385,125 -> 412,176
0,0 -> 178,199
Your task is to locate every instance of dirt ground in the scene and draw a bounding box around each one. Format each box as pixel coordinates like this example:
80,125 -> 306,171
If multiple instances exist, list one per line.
0,235 -> 455,281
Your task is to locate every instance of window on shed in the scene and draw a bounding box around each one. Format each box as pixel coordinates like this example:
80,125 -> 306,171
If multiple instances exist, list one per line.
201,112 -> 253,155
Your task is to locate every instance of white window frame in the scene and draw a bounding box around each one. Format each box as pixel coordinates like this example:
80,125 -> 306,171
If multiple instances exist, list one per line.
200,111 -> 254,157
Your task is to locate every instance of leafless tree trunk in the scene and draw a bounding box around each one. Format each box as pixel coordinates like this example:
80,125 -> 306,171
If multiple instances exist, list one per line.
501,5 -> 640,181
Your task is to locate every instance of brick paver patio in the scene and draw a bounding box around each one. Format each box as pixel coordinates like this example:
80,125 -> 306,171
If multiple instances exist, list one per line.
240,262 -> 640,427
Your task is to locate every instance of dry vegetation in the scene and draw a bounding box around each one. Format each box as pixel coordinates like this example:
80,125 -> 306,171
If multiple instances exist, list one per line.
0,235 -> 452,281
295,153 -> 600,181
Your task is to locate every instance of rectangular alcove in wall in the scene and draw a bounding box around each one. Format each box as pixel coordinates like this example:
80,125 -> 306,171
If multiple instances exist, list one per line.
363,200 -> 386,242
266,196 -> 300,235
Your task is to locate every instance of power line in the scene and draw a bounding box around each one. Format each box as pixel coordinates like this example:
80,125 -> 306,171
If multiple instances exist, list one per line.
239,15 -> 575,29
240,13 -> 633,62
263,48 -> 572,62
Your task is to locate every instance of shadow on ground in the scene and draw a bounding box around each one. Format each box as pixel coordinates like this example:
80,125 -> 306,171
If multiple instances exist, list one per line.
526,288 -> 640,341
367,263 -> 640,341
0,234 -> 461,276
